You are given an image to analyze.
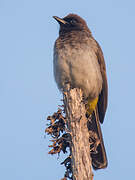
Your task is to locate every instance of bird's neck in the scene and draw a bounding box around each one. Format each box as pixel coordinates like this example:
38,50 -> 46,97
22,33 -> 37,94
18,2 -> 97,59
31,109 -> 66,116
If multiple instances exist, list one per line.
58,30 -> 91,45
60,29 -> 91,37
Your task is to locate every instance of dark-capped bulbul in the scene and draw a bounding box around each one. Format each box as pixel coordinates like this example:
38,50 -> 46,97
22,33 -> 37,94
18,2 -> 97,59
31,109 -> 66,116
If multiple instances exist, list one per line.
53,14 -> 108,170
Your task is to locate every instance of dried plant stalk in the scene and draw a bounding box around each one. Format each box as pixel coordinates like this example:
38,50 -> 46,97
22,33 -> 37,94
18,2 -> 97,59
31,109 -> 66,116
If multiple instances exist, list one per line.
63,88 -> 93,180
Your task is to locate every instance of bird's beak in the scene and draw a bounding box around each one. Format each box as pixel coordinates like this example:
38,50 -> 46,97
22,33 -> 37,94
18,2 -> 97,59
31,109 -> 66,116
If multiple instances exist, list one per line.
53,16 -> 68,25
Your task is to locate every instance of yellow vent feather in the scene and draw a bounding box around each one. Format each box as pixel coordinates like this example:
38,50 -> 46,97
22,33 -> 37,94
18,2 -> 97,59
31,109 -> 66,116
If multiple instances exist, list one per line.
86,97 -> 98,115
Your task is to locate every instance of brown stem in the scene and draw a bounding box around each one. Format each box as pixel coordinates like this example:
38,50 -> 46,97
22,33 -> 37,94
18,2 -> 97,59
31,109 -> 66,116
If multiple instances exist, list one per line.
63,88 -> 93,180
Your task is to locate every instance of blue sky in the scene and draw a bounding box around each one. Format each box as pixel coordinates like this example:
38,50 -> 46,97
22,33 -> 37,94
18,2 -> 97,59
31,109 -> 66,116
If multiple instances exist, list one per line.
0,0 -> 135,179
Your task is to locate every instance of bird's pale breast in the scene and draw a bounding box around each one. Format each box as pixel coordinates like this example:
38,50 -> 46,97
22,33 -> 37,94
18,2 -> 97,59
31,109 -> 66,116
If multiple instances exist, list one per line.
53,36 -> 103,99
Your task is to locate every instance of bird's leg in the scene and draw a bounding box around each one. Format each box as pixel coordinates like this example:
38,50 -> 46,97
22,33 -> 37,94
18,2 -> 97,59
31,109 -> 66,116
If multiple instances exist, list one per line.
81,95 -> 87,104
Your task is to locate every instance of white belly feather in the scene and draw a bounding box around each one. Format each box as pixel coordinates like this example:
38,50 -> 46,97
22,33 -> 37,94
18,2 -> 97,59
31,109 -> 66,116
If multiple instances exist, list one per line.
53,42 -> 102,99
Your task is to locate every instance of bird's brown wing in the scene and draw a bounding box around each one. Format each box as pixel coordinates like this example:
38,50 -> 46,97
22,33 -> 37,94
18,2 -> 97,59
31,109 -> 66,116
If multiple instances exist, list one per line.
87,40 -> 108,169
95,40 -> 108,124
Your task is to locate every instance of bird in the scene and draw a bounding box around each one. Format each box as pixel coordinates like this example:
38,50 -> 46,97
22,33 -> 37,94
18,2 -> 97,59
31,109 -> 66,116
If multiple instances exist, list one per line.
53,14 -> 108,170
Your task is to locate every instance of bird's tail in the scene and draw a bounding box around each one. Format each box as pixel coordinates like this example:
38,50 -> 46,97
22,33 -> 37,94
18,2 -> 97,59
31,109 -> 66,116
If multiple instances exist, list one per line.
87,107 -> 107,170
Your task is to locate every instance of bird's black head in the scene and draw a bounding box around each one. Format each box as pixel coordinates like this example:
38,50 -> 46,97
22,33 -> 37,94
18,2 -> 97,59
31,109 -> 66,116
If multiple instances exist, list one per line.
53,14 -> 91,35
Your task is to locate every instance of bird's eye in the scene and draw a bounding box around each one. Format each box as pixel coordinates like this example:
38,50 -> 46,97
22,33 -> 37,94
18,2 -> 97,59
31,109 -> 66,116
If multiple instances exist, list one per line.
70,19 -> 77,24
